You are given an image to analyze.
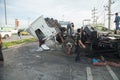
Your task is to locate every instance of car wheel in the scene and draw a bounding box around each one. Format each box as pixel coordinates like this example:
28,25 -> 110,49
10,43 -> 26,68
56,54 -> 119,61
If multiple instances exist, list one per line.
4,35 -> 9,39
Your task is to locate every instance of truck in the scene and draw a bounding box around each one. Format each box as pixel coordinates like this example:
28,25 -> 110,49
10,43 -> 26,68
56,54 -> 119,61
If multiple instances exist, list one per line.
26,16 -> 120,57
27,16 -> 59,39
26,16 -> 61,49
80,25 -> 120,57
0,30 -> 12,39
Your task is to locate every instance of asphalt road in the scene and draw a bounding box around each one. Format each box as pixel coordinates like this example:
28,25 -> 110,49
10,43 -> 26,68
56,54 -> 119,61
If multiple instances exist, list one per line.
2,34 -> 34,42
0,42 -> 119,80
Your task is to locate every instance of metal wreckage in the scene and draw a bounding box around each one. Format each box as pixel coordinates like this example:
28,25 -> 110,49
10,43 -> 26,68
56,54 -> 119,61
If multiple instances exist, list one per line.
27,16 -> 120,57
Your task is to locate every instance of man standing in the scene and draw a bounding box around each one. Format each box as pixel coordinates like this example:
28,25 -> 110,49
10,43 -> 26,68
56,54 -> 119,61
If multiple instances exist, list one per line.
18,31 -> 21,39
67,23 -> 74,36
114,13 -> 120,34
75,28 -> 86,62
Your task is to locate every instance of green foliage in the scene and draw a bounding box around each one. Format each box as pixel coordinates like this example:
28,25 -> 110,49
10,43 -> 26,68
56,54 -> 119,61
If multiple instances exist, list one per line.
2,38 -> 37,48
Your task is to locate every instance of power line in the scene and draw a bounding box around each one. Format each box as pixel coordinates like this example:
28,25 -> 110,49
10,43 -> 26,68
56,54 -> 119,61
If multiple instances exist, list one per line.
112,2 -> 120,10
98,0 -> 113,30
96,0 -> 108,10
95,0 -> 108,23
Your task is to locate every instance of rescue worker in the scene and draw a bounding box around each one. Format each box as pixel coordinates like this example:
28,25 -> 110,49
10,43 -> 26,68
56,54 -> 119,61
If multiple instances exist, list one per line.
67,22 -> 74,37
114,13 -> 120,34
75,28 -> 86,62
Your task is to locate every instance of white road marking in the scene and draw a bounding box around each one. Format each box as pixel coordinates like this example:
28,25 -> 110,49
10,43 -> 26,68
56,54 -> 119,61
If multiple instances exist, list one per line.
86,67 -> 93,80
106,65 -> 119,80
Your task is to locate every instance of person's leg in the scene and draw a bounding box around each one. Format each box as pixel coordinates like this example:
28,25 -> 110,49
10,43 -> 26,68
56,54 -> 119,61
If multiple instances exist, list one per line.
93,62 -> 106,66
39,39 -> 45,47
116,24 -> 119,30
107,61 -> 120,67
115,24 -> 118,34
36,40 -> 43,51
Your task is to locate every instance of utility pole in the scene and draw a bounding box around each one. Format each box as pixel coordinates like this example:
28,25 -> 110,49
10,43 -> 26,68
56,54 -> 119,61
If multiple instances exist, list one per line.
108,0 -> 111,30
4,0 -> 7,25
92,7 -> 97,26
103,5 -> 108,27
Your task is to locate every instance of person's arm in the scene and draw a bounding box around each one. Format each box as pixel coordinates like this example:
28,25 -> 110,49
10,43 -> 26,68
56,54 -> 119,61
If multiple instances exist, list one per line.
59,34 -> 64,43
78,39 -> 86,48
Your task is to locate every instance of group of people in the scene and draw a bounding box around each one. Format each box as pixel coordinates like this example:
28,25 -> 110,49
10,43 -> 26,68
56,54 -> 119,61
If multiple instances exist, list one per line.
57,22 -> 86,62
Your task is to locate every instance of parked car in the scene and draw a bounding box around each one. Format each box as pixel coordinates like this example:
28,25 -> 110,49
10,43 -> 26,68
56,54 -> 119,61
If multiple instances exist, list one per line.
0,30 -> 12,39
20,31 -> 29,35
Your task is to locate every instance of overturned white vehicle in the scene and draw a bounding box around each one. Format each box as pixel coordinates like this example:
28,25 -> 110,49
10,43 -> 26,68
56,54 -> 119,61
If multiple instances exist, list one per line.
27,16 -> 65,50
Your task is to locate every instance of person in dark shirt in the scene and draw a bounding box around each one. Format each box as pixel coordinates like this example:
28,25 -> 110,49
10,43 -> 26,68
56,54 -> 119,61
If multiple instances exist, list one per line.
75,28 -> 86,62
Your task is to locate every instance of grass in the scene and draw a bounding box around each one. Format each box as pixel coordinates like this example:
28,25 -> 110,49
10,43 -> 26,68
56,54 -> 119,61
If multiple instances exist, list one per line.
2,38 -> 37,48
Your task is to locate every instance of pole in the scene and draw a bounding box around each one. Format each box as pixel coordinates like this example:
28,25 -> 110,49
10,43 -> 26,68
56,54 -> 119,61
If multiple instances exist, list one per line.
108,0 -> 111,30
4,0 -> 7,25
92,7 -> 97,26
104,11 -> 106,27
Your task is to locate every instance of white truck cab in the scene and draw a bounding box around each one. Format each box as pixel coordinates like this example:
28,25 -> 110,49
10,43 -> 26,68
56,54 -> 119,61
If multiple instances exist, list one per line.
27,16 -> 58,40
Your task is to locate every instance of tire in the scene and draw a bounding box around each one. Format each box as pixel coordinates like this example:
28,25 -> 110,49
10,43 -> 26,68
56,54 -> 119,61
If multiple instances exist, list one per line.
62,37 -> 75,54
4,35 -> 9,39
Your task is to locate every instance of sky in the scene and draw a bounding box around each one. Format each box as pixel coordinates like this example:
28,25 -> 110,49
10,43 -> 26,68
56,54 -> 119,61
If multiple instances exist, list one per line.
0,0 -> 120,29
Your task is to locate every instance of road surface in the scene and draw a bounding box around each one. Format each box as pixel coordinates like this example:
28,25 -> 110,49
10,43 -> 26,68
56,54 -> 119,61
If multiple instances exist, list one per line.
0,42 -> 119,80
